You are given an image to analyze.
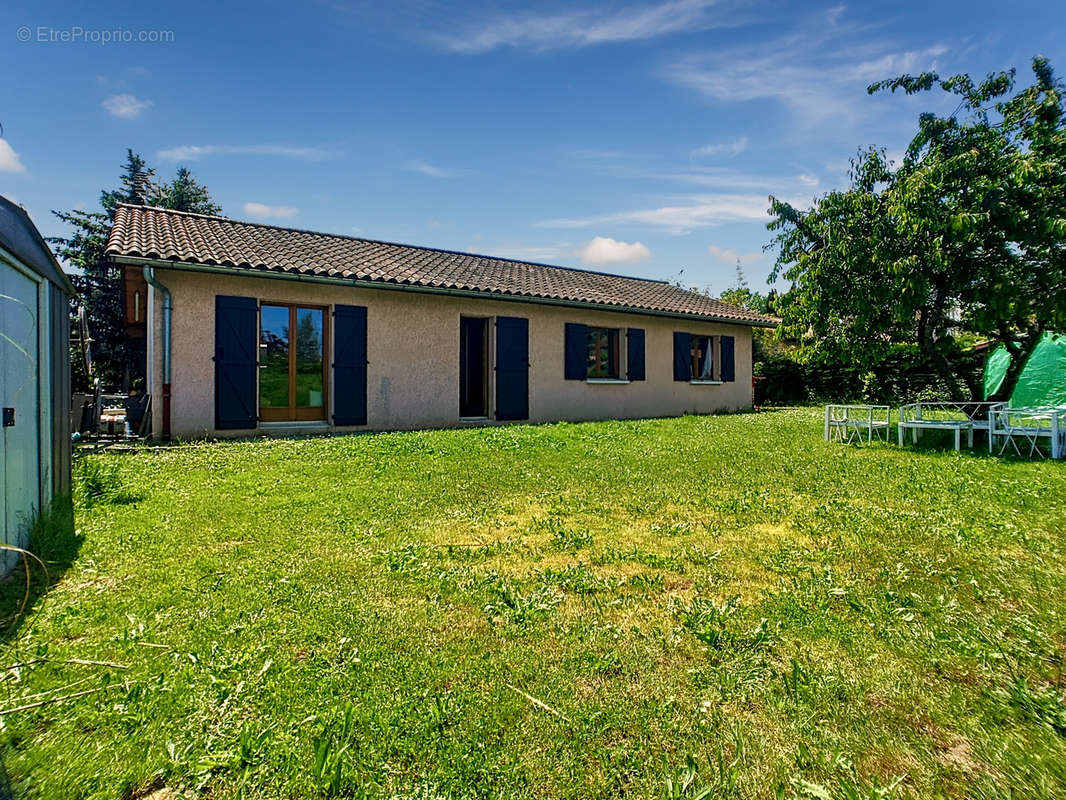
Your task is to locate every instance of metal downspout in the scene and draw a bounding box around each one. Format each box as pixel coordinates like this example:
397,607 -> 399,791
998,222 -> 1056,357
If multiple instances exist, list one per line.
142,266 -> 172,440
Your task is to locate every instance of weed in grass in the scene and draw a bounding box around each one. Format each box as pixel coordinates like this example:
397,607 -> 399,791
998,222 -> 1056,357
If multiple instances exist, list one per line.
784,774 -> 905,800
997,676 -> 1066,735
541,564 -> 617,595
779,658 -> 814,704
312,705 -> 354,797
482,579 -> 562,626
676,596 -> 777,654
72,456 -> 139,508
629,572 -> 666,592
662,745 -> 743,799
651,521 -> 695,537
536,516 -> 594,552
441,538 -> 520,563
592,546 -> 688,572
380,544 -> 432,576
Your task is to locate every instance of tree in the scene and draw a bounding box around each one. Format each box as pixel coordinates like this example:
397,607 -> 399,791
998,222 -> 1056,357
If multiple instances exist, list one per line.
52,150 -> 148,389
51,151 -> 221,389
148,167 -> 221,216
719,261 -> 772,315
768,57 -> 1066,402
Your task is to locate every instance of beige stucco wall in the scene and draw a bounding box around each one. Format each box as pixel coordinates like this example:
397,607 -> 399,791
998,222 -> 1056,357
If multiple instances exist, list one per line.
147,267 -> 756,438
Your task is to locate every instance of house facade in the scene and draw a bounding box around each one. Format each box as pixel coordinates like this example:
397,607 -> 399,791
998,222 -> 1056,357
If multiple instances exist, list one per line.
106,205 -> 776,439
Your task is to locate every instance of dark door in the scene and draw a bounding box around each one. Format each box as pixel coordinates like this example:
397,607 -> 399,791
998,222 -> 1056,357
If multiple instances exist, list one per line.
459,317 -> 488,417
495,316 -> 529,421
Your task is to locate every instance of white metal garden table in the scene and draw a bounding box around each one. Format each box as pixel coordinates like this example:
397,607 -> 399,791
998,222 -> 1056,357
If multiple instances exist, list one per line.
824,405 -> 891,444
990,406 -> 1065,459
897,401 -> 1005,452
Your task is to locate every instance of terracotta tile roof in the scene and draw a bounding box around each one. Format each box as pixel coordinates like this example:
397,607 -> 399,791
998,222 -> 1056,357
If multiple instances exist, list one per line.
106,204 -> 778,326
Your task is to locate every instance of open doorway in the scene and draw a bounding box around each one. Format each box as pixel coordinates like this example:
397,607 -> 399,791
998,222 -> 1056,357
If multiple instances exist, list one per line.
459,316 -> 489,418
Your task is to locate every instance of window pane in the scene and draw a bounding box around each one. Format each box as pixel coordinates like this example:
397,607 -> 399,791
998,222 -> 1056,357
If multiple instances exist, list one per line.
259,305 -> 290,408
586,327 -> 620,378
294,308 -> 324,407
691,335 -> 714,379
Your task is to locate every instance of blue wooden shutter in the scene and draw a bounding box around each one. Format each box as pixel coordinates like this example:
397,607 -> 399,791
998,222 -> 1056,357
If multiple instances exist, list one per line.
214,295 -> 258,430
673,332 -> 691,381
627,328 -> 645,381
332,304 -> 368,425
720,335 -> 735,382
564,323 -> 587,380
495,316 -> 529,420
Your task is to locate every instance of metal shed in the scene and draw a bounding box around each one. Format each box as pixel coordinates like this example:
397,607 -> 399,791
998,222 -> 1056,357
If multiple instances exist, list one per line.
0,194 -> 75,571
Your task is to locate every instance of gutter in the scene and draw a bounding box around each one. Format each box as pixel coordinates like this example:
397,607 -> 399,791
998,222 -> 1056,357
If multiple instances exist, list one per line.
141,265 -> 172,440
112,255 -> 780,329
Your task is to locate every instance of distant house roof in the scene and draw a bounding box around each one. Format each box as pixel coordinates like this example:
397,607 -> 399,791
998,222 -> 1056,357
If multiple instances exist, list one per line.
106,204 -> 777,327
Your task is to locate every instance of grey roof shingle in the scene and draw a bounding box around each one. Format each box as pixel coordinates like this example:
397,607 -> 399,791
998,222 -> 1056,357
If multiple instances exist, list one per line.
106,204 -> 778,326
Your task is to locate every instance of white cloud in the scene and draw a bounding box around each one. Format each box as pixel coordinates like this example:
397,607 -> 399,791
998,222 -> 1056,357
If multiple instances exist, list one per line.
653,167 -> 813,193
576,236 -> 652,266
798,173 -> 819,187
435,0 -> 738,53
539,193 -> 771,234
243,202 -> 299,219
158,144 -> 327,161
708,244 -> 763,265
692,136 -> 748,158
0,138 -> 26,173
853,45 -> 948,82
405,159 -> 463,178
101,94 -> 153,119
660,6 -> 950,127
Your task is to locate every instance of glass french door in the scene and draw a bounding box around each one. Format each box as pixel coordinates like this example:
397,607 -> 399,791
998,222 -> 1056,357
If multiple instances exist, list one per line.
259,304 -> 327,422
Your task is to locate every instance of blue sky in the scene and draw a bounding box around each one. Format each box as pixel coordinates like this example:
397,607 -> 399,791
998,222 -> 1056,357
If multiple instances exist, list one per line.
2,0 -> 1063,294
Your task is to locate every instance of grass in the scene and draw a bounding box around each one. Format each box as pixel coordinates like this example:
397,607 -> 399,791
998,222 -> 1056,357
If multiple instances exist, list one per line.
2,408 -> 1065,799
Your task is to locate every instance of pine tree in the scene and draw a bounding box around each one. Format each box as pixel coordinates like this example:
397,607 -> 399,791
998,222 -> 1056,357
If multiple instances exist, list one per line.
148,167 -> 222,215
51,151 -> 221,389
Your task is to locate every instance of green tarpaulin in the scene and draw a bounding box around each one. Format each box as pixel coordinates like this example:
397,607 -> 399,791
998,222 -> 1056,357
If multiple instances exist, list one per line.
984,332 -> 1066,407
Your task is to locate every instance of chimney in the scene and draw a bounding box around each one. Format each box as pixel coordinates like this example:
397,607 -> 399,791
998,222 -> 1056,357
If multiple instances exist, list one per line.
132,171 -> 149,204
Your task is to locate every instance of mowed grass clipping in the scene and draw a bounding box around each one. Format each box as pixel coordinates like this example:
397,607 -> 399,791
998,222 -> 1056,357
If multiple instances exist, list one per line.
3,408 -> 1066,799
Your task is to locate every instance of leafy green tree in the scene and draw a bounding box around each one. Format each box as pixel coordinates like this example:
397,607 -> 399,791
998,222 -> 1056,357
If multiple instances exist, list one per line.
768,57 -> 1066,402
51,150 -> 221,389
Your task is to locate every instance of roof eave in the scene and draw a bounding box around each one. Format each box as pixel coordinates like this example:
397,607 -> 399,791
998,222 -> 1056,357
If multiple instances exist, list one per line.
110,254 -> 779,328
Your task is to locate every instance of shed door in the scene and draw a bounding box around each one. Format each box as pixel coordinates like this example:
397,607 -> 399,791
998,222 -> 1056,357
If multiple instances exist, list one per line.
0,263 -> 41,566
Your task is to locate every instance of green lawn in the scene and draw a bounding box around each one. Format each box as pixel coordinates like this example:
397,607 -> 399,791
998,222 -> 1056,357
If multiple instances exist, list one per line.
4,409 -> 1066,799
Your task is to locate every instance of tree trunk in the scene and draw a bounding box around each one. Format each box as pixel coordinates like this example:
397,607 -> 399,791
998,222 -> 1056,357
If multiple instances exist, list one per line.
929,350 -> 969,401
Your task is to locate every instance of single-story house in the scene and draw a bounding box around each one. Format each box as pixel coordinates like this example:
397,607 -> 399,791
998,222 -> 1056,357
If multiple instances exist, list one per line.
105,204 -> 777,439
0,195 -> 75,569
